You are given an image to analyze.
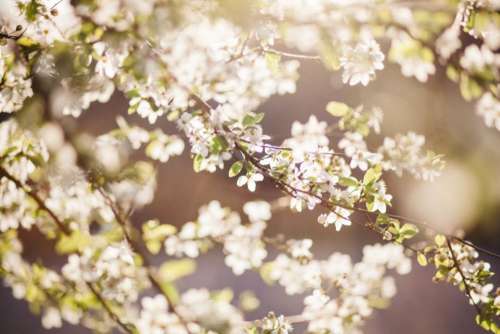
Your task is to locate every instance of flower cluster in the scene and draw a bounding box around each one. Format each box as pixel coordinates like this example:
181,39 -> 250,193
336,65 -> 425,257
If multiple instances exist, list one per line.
420,236 -> 500,331
0,45 -> 33,113
164,200 -> 269,275
265,242 -> 411,333
62,242 -> 149,304
0,120 -> 48,231
0,0 -> 499,333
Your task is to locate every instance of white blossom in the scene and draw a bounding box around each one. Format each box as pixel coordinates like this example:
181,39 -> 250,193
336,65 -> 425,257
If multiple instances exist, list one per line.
136,295 -> 183,334
317,208 -> 352,231
261,313 -> 293,334
41,307 -> 62,329
340,38 -> 384,86
224,221 -> 268,275
243,200 -> 272,223
476,93 -> 500,131
237,172 -> 264,192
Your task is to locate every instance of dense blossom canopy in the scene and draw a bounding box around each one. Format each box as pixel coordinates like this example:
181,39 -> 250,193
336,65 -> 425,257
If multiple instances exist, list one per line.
0,0 -> 499,333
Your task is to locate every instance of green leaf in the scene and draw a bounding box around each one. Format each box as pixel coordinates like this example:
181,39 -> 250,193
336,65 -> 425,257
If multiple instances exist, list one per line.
326,101 -> 351,117
159,259 -> 197,282
193,154 -> 203,172
434,234 -> 446,247
246,326 -> 258,334
446,66 -> 459,82
126,89 -> 140,98
239,291 -> 260,312
212,288 -> 234,303
417,252 -> 428,266
25,0 -> 41,22
143,221 -> 177,240
74,292 -> 100,309
259,261 -> 275,285
55,230 -> 91,254
460,74 -> 482,101
319,39 -> 341,71
254,113 -> 265,124
363,165 -> 382,185
339,176 -> 359,187
211,135 -> 229,153
399,223 -> 419,241
242,113 -> 265,127
242,115 -> 255,127
366,199 -> 376,212
265,52 -> 281,74
17,37 -> 39,48
229,161 -> 243,177
375,214 -> 391,227
463,8 -> 476,33
160,281 -> 179,304
145,240 -> 162,255
142,220 -> 177,255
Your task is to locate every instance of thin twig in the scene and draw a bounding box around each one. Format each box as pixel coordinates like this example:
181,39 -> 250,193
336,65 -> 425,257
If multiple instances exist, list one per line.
446,237 -> 482,316
0,166 -> 133,334
238,138 -> 347,157
87,283 -> 133,333
262,47 -> 321,61
97,187 -> 194,334
0,166 -> 71,235
184,82 -> 500,260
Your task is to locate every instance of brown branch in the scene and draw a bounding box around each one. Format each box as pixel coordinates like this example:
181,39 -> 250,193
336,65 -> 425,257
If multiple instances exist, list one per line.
87,283 -> 134,333
238,138 -> 347,157
0,166 -> 71,235
185,83 -> 500,261
0,166 -> 133,334
0,30 -> 23,41
96,187 -> 194,334
445,237 -> 482,316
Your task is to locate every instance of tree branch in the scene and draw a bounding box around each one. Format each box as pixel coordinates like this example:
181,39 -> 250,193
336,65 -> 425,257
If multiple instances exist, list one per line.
446,237 -> 482,316
0,166 -> 134,334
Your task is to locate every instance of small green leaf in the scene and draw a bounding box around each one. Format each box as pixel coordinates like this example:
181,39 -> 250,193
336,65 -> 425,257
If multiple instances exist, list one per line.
17,37 -> 39,48
229,161 -> 243,177
55,230 -> 91,254
193,154 -> 203,172
253,113 -> 265,124
242,115 -> 255,127
460,74 -> 482,101
160,281 -> 179,304
434,234 -> 446,247
339,176 -> 359,187
265,52 -> 281,74
246,326 -> 258,334
145,240 -> 162,255
242,113 -> 265,127
212,288 -> 234,303
142,220 -> 176,254
126,89 -> 140,98
446,66 -> 459,82
363,165 -> 382,185
211,135 -> 229,153
259,262 -> 275,285
239,291 -> 260,312
326,101 -> 351,117
159,259 -> 197,282
417,252 -> 428,266
399,223 -> 419,241
319,40 -> 341,71
25,0 -> 41,22
143,221 -> 177,240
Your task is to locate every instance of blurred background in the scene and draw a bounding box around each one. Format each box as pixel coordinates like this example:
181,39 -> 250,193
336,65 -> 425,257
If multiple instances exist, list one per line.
1,54 -> 500,333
